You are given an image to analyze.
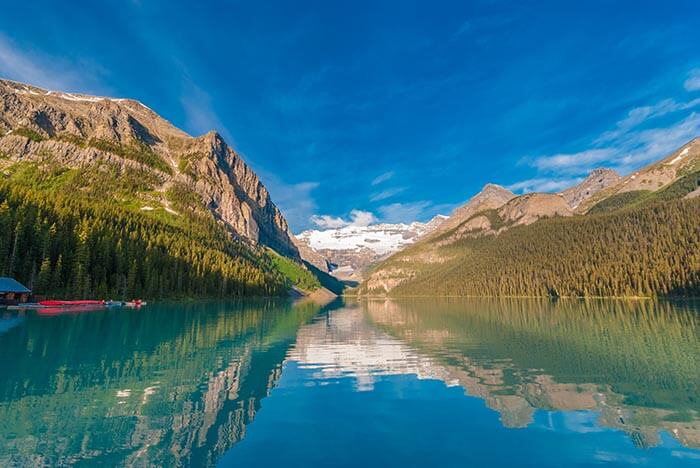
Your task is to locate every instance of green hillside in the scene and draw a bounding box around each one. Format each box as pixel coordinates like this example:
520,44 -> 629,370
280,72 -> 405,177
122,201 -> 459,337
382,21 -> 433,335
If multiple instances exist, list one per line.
0,161 -> 325,299
363,198 -> 700,298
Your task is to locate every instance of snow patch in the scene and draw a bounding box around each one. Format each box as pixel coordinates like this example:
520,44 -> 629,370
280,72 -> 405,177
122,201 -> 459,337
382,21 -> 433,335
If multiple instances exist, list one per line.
297,217 -> 444,256
10,83 -> 153,111
58,92 -> 105,103
164,207 -> 179,215
140,206 -> 154,211
666,147 -> 689,165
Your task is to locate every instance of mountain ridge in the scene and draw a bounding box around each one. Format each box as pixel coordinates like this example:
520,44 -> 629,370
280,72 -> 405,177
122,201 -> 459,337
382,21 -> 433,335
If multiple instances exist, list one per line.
361,139 -> 700,297
0,78 -> 299,258
0,78 -> 343,299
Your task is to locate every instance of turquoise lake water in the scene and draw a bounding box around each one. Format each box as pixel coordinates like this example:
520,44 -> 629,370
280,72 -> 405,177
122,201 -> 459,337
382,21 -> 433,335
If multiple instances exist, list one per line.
0,298 -> 698,466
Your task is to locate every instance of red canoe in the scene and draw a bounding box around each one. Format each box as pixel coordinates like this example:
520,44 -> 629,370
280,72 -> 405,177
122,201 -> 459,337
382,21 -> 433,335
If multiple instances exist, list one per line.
39,300 -> 105,307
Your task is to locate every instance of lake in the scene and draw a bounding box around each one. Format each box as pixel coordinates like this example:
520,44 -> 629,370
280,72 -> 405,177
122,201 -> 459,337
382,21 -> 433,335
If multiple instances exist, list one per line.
0,298 -> 698,467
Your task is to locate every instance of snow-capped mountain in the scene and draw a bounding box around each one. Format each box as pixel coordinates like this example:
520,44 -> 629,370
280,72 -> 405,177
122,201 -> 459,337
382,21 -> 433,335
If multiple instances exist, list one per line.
295,215 -> 447,281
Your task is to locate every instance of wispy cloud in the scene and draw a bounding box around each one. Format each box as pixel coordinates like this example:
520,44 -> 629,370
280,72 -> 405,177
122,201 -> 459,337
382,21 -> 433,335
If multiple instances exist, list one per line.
0,34 -> 107,93
310,209 -> 377,229
529,112 -> 700,177
377,200 -> 453,224
530,149 -> 616,174
684,68 -> 700,91
451,21 -> 472,39
371,171 -> 394,185
507,177 -> 582,194
309,214 -> 349,229
257,169 -> 320,233
614,112 -> 700,169
595,97 -> 700,144
519,68 -> 700,183
370,187 -> 405,202
179,79 -> 234,141
378,201 -> 432,224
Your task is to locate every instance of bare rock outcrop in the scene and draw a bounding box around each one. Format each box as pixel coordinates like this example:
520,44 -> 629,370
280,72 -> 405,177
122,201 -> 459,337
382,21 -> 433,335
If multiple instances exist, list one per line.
0,79 -> 299,258
431,183 -> 515,237
560,168 -> 621,209
498,192 -> 573,226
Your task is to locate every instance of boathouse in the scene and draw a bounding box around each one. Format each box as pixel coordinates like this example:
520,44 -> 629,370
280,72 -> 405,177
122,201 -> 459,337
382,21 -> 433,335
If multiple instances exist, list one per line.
0,278 -> 31,304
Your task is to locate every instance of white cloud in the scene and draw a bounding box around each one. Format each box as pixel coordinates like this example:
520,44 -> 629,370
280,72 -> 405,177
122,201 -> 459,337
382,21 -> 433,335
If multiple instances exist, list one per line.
309,214 -> 349,229
0,34 -> 108,93
614,112 -> 700,170
349,209 -> 377,226
531,149 -> 616,174
309,209 -> 377,230
596,97 -> 700,143
524,69 -> 700,179
507,177 -> 582,194
685,68 -> 700,91
371,171 -> 394,185
530,113 -> 700,177
370,187 -> 405,202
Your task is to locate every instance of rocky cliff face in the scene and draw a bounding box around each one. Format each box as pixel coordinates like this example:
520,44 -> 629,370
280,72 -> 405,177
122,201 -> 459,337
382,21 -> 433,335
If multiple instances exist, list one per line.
498,192 -> 573,226
0,79 -> 299,258
429,184 -> 515,237
576,139 -> 700,213
560,168 -> 621,210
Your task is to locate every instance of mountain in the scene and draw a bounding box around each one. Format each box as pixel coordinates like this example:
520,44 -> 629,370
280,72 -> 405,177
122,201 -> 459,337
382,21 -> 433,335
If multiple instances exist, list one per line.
0,79 -> 328,298
560,168 -> 621,209
0,79 -> 297,257
361,140 -> 700,297
579,139 -> 700,213
429,184 -> 515,238
295,215 -> 447,282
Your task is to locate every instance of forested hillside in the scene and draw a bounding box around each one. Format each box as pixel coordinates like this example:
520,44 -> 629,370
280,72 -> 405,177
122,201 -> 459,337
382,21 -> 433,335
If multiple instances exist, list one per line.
0,181 -> 293,298
0,79 -> 335,299
0,161 -> 326,299
363,198 -> 700,298
362,139 -> 700,298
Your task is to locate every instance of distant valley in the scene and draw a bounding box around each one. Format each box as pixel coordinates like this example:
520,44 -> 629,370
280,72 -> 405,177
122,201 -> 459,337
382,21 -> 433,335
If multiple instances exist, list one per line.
294,215 -> 446,282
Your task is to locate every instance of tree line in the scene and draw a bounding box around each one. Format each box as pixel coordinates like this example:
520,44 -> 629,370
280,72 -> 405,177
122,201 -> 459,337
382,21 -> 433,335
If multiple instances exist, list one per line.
388,198 -> 700,298
0,182 -> 289,299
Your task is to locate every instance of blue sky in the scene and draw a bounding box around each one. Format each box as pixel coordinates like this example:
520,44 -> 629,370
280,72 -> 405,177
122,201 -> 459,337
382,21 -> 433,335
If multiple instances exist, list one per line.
1,1 -> 700,232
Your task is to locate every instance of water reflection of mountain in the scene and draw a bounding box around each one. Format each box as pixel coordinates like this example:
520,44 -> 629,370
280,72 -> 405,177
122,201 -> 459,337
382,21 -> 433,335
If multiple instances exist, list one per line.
363,298 -> 700,449
288,307 -> 460,391
0,300 -> 323,466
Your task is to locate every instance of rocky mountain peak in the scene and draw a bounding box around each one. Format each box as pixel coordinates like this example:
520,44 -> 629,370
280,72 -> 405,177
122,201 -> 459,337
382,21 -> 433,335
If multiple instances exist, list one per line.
430,183 -> 515,237
481,182 -> 507,192
498,192 -> 573,226
560,168 -> 622,210
0,78 -> 299,258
